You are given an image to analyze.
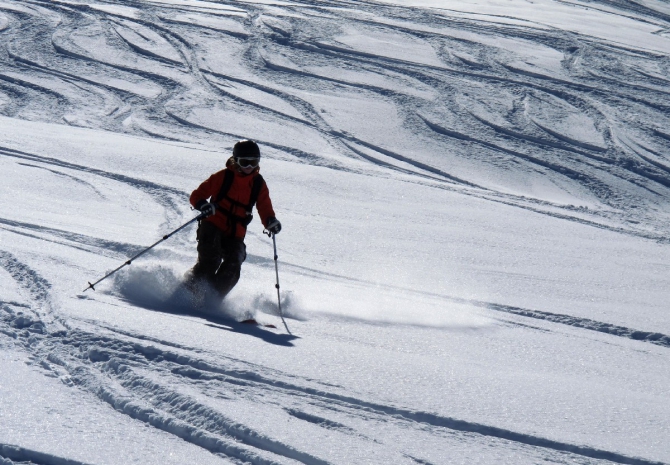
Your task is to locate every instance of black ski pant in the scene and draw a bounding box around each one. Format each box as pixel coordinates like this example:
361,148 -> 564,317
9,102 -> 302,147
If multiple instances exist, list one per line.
189,220 -> 246,298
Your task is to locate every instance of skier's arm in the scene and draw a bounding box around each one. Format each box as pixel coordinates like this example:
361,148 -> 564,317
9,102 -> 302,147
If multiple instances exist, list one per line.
190,171 -> 223,210
256,182 -> 276,228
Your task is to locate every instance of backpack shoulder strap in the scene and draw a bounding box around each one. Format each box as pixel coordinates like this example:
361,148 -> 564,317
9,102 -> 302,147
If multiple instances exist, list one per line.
214,169 -> 235,204
247,174 -> 265,210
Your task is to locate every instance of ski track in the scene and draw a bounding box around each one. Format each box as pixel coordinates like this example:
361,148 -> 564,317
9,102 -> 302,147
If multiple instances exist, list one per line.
1,307 -> 665,465
281,261 -> 670,349
1,0 -> 670,463
0,216 -> 145,257
0,250 -> 664,464
484,302 -> 670,348
0,0 -> 667,239
0,443 -> 94,465
0,145 -> 187,230
0,251 -> 60,334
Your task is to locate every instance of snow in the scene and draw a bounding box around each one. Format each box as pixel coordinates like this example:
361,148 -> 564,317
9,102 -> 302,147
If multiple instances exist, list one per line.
1,0 -> 669,464
0,348 -> 227,465
381,0 -> 670,54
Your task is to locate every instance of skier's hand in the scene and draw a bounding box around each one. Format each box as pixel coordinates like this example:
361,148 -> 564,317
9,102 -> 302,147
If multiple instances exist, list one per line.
267,217 -> 281,234
198,202 -> 216,217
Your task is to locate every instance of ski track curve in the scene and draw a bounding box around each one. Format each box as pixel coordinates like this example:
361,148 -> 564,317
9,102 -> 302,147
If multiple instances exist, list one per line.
1,1 -> 670,464
0,0 -> 668,241
281,260 -> 670,349
0,443 -> 94,465
0,145 -> 187,229
484,302 -> 670,348
0,307 -> 664,465
0,216 -> 145,258
0,250 -> 61,335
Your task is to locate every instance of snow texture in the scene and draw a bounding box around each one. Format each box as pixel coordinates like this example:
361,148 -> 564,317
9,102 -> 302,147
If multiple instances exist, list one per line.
0,0 -> 669,464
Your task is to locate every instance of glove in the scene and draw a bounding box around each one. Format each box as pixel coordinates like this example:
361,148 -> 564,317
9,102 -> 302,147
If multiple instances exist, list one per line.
196,201 -> 216,217
267,216 -> 281,234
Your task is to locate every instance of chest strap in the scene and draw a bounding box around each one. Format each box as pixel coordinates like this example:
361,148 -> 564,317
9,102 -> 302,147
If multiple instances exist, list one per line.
214,169 -> 265,228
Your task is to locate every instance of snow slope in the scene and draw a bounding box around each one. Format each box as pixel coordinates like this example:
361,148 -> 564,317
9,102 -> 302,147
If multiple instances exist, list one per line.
1,0 -> 669,464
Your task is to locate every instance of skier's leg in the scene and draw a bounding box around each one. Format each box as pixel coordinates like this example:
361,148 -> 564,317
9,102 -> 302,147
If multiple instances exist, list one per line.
188,221 -> 223,286
213,237 -> 246,298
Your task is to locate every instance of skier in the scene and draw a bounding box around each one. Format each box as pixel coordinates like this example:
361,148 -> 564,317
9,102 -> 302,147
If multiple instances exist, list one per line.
186,140 -> 281,299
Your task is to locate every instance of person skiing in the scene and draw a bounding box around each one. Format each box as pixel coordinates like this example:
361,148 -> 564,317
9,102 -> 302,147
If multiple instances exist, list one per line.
187,139 -> 281,298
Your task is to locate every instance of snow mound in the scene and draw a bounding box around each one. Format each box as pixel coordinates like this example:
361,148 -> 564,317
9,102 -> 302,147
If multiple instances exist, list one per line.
111,263 -> 305,323
112,263 -> 251,321
250,290 -> 306,321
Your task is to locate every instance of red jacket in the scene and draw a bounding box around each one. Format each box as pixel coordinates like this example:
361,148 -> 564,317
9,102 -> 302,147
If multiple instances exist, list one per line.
190,159 -> 275,239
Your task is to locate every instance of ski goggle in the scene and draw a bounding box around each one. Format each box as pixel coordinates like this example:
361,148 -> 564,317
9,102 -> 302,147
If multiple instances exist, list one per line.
236,157 -> 260,168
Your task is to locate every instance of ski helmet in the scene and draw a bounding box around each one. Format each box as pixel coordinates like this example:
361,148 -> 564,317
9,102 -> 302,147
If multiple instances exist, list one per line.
233,140 -> 261,159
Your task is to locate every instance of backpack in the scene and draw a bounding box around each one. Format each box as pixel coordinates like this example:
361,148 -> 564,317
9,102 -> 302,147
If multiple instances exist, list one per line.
213,169 -> 265,228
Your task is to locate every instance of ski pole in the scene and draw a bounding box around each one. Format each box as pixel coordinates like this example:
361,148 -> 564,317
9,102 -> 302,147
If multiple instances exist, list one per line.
265,230 -> 291,334
83,212 -> 206,293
